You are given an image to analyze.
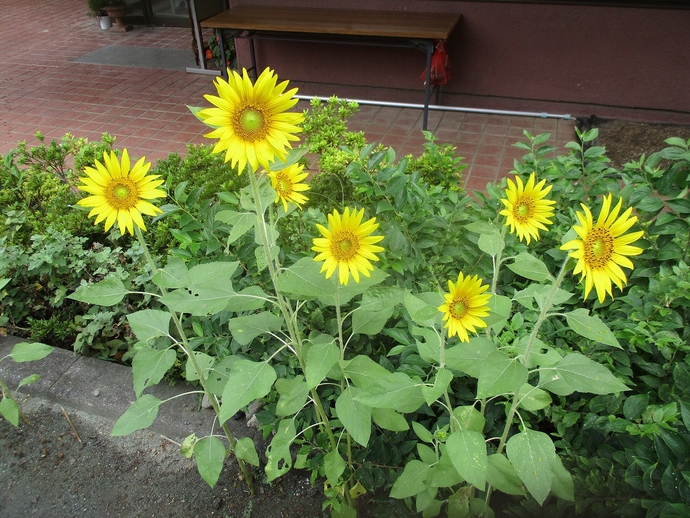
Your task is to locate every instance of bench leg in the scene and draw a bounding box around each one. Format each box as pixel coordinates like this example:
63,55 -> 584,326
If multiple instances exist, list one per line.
423,41 -> 433,131
217,29 -> 228,79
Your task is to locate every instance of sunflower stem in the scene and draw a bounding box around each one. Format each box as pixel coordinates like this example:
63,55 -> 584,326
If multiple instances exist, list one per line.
134,227 -> 254,494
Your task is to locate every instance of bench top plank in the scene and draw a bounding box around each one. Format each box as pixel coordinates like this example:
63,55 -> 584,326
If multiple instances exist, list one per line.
200,5 -> 461,40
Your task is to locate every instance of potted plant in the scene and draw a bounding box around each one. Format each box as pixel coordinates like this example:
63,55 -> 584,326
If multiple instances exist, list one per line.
87,0 -> 131,32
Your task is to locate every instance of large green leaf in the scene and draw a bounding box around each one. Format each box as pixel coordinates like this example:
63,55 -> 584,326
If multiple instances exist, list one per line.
371,407 -> 409,432
67,277 -> 128,306
275,257 -> 335,301
540,353 -> 629,395
265,419 -> 296,482
151,257 -> 189,288
305,338 -> 340,389
194,436 -> 226,488
234,436 -> 260,467
9,341 -> 53,363
127,310 -> 171,342
324,449 -> 347,486
486,454 -> 525,496
0,397 -> 20,426
421,367 -> 454,406
565,308 -> 621,348
218,360 -> 277,423
343,355 -> 391,388
355,372 -> 426,413
227,312 -> 284,346
476,351 -> 528,399
404,291 -> 441,326
352,287 -> 402,335
275,376 -> 309,416
478,230 -> 504,257
517,383 -> 552,412
507,253 -> 553,282
444,337 -> 496,378
446,430 -> 488,489
506,429 -> 556,505
159,262 -> 239,315
214,210 -> 255,244
111,394 -> 162,436
389,460 -> 433,499
132,347 -> 177,397
412,326 -> 441,364
336,387 -> 372,447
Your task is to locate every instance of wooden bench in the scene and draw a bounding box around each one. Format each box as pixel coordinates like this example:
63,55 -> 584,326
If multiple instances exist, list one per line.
200,5 -> 462,130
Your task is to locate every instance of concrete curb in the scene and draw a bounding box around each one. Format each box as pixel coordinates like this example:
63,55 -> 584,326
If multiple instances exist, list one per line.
0,336 -> 249,442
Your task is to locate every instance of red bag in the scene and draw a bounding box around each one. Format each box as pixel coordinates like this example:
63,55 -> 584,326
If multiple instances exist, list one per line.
420,40 -> 451,86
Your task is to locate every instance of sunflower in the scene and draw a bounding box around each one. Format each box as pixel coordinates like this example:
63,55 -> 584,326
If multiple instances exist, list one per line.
198,67 -> 304,174
76,149 -> 165,235
312,207 -> 384,286
438,272 -> 491,342
499,173 -> 556,244
561,195 -> 644,303
267,164 -> 310,212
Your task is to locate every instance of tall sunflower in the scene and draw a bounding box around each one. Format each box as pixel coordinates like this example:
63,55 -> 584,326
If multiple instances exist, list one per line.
76,149 -> 165,235
312,207 -> 384,286
198,67 -> 304,174
499,173 -> 556,244
561,195 -> 643,303
268,164 -> 310,212
438,272 -> 491,342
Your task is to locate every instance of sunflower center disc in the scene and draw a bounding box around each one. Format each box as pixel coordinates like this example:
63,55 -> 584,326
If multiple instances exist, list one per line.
451,298 -> 468,319
585,227 -> 613,267
114,185 -> 130,200
332,231 -> 359,261
277,174 -> 291,195
239,108 -> 263,134
515,199 -> 533,221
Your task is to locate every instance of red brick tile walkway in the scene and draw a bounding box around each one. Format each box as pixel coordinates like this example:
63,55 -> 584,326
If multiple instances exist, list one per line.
0,0 -> 576,188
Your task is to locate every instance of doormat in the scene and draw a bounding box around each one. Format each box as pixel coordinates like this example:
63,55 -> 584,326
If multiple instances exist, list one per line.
74,46 -> 196,70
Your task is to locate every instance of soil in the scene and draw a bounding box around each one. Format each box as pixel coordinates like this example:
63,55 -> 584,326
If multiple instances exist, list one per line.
587,118 -> 690,169
2,119 -> 690,518
0,399 -> 327,518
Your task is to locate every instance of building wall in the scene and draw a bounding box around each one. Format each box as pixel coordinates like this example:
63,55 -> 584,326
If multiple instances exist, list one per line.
231,1 -> 690,123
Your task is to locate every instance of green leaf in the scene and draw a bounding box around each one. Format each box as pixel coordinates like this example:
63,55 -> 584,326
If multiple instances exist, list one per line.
180,433 -> 197,458
132,347 -> 177,397
404,291 -> 441,326
623,394 -> 649,420
444,337 -> 496,378
225,286 -> 269,313
550,455 -> 574,501
324,449 -> 347,485
215,210 -> 255,244
235,436 -> 260,467
517,383 -> 552,411
205,355 -> 240,397
9,342 -> 53,363
275,376 -> 309,416
507,253 -> 553,282
428,445 -> 464,488
371,407 -> 409,432
218,360 -> 277,423
478,231 -> 503,257
265,419 -> 296,482
67,277 -> 129,306
159,262 -> 240,315
477,351 -> 528,399
194,436 -> 226,487
421,367 -> 454,406
412,421 -> 435,443
484,294 -> 512,333
185,352 -> 214,382
486,454 -> 525,496
506,429 -> 556,505
336,387 -> 372,447
276,257 -> 335,300
343,355 -> 391,388
127,310 -> 171,342
305,338 -> 340,389
227,312 -> 284,346
412,326 -> 441,364
323,267 -> 388,306
565,308 -> 621,348
267,146 -> 309,172
541,353 -> 629,395
352,287 -> 402,335
111,394 -> 162,436
446,430 -> 488,489
0,278 -> 9,291
390,460 -> 432,499
0,397 -> 20,426
355,372 -> 426,413
17,374 -> 40,389
452,405 -> 485,433
151,257 -> 189,288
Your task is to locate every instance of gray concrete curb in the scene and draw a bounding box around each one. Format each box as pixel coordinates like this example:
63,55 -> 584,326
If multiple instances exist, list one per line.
0,336 -> 249,442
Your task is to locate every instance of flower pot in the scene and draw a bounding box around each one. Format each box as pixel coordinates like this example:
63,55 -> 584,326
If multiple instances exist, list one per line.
104,4 -> 132,32
99,15 -> 112,30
